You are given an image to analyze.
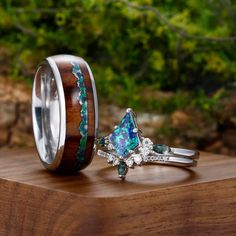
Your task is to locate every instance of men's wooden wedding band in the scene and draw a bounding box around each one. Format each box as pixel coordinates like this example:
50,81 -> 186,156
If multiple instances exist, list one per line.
32,55 -> 98,173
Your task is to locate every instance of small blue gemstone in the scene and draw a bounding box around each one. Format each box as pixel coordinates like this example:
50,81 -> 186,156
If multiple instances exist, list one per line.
117,161 -> 128,177
99,137 -> 106,147
153,144 -> 170,154
109,112 -> 140,158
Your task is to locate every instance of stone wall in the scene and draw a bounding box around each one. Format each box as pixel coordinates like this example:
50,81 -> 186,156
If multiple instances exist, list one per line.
0,78 -> 34,148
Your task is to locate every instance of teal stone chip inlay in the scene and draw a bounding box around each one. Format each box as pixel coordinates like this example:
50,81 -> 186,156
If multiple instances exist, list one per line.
72,62 -> 88,169
109,112 -> 140,158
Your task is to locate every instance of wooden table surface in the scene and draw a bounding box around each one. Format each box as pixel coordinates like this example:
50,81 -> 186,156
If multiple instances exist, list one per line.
0,148 -> 236,235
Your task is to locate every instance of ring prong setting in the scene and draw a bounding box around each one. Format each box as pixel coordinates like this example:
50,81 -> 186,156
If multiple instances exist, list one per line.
119,175 -> 126,180
133,128 -> 138,133
126,108 -> 133,113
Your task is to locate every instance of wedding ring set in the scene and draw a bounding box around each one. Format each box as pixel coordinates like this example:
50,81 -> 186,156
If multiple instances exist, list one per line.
32,54 -> 199,179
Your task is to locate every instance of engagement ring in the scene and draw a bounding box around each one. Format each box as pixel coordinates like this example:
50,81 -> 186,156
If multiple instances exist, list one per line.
97,108 -> 199,179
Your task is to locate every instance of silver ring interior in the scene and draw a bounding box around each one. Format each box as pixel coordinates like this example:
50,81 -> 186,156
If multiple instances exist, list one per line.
32,58 -> 66,168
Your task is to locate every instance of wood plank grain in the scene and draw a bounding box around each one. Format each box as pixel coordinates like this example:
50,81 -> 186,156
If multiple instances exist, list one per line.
0,149 -> 235,235
52,55 -> 96,172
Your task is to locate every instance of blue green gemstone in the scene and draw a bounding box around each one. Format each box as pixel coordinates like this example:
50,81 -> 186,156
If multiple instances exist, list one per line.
117,161 -> 128,177
109,112 -> 140,158
153,144 -> 170,154
99,137 -> 106,147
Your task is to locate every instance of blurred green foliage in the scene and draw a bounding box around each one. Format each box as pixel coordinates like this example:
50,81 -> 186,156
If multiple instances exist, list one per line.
0,0 -> 236,114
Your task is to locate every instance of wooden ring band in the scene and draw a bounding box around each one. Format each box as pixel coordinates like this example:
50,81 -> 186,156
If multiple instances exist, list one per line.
32,55 -> 98,173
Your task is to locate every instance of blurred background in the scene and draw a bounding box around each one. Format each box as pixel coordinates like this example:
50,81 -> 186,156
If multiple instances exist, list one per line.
0,0 -> 236,156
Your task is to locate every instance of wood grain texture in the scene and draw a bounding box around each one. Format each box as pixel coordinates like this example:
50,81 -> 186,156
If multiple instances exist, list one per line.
36,55 -> 97,173
0,148 -> 236,236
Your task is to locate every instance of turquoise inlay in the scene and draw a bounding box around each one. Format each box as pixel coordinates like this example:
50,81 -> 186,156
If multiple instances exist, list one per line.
72,62 -> 88,169
109,112 -> 140,157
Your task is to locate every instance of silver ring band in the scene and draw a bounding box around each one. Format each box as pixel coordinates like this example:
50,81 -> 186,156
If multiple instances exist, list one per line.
147,147 -> 199,167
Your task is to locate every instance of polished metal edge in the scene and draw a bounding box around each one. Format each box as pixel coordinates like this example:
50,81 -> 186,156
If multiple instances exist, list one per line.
32,65 -> 44,165
45,56 -> 66,170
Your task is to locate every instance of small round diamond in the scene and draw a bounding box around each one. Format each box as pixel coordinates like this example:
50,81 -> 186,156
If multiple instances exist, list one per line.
108,143 -> 114,151
113,158 -> 120,166
107,154 -> 113,163
142,154 -> 148,162
133,154 -> 142,165
142,138 -> 153,149
125,158 -> 134,167
140,147 -> 150,156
